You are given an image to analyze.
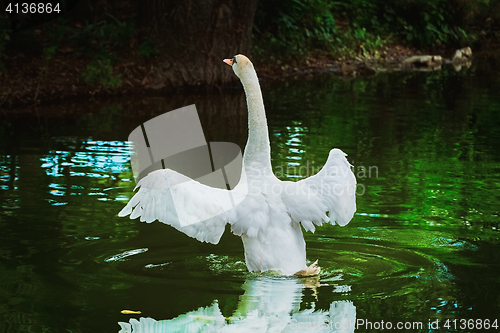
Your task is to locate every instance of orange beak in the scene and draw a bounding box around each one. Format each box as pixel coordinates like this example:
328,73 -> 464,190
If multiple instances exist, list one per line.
223,58 -> 233,66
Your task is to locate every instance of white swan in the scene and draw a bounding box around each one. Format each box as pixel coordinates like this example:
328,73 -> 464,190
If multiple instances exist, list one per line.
119,54 -> 356,276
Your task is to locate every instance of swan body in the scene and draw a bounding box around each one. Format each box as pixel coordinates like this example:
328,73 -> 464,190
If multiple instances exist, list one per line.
119,55 -> 356,276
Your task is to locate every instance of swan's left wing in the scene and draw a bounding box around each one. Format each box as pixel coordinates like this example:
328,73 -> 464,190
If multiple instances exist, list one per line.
282,149 -> 356,232
119,169 -> 241,244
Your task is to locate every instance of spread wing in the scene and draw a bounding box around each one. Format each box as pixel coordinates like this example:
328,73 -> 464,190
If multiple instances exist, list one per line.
118,169 -> 242,244
282,149 -> 357,232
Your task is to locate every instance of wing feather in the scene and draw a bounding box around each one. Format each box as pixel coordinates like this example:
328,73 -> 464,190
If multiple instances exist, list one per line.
119,169 -> 234,244
282,148 -> 356,232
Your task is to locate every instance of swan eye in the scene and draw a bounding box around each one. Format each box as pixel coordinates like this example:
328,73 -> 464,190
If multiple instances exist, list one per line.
233,56 -> 237,65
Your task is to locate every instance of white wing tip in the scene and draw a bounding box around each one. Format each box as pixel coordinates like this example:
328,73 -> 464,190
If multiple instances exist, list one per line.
118,206 -> 132,217
330,148 -> 347,156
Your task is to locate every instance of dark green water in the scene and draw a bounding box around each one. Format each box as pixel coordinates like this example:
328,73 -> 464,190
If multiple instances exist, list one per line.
1,57 -> 499,332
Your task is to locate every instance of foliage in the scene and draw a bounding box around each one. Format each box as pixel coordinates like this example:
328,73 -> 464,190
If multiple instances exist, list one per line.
81,53 -> 122,89
253,0 -> 500,61
345,0 -> 476,48
137,39 -> 160,60
73,14 -> 135,57
344,0 -> 500,47
253,0 -> 339,61
0,15 -> 11,69
338,24 -> 386,59
252,0 -> 390,62
41,14 -> 133,88
42,18 -> 68,60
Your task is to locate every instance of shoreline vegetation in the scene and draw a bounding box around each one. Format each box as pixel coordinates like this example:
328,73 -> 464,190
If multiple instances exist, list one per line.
1,0 -> 499,110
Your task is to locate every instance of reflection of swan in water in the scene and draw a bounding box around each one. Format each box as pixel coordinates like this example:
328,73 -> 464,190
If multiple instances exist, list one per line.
118,277 -> 356,333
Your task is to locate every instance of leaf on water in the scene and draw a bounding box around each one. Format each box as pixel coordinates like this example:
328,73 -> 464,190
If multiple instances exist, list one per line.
121,310 -> 141,314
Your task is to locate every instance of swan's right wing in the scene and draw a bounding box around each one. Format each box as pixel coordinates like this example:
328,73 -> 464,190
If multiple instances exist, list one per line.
119,168 -> 241,244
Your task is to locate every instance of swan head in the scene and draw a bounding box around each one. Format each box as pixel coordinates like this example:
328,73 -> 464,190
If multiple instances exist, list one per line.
223,54 -> 257,82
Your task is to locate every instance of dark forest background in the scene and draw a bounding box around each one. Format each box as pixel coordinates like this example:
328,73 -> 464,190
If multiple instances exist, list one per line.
0,0 -> 499,104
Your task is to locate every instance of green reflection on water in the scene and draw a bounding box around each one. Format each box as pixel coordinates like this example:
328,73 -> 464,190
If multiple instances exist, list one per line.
1,62 -> 499,332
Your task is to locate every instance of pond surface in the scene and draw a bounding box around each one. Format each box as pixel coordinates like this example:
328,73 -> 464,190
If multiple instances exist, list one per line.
1,56 -> 499,332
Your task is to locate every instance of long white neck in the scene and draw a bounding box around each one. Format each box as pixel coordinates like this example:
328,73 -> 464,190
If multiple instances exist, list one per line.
240,71 -> 272,173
